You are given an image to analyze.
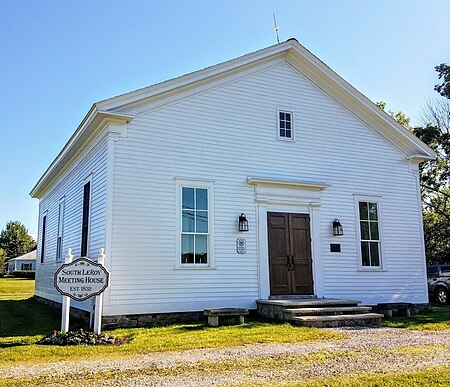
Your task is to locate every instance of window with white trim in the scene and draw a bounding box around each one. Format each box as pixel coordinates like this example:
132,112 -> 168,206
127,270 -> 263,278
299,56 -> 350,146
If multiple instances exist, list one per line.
358,201 -> 381,267
181,186 -> 209,264
278,110 -> 294,140
21,263 -> 32,270
56,198 -> 65,262
81,177 -> 92,257
40,212 -> 47,264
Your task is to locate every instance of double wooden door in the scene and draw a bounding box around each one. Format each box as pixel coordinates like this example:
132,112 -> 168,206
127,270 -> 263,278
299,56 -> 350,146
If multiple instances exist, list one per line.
268,212 -> 313,295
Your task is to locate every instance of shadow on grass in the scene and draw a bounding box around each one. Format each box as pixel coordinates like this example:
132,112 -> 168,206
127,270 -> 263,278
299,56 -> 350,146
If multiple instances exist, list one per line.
0,297 -> 85,338
384,306 -> 450,328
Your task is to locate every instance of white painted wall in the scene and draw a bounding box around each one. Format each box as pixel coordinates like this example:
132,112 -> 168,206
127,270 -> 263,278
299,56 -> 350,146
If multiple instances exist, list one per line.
35,134 -> 109,312
104,59 -> 427,315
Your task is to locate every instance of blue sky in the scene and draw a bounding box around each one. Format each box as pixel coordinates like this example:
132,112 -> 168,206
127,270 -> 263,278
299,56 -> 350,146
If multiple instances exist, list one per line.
0,0 -> 449,238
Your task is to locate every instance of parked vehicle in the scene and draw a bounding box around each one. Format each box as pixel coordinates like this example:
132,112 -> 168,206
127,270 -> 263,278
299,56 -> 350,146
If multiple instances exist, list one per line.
427,265 -> 450,305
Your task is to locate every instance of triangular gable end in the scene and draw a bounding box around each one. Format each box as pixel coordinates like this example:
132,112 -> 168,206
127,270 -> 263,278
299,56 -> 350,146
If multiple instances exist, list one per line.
30,39 -> 436,198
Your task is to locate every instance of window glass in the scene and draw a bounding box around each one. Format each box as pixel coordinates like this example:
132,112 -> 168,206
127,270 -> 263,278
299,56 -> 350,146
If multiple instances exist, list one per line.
358,200 -> 381,267
427,267 -> 439,277
359,202 -> 368,220
441,266 -> 450,276
181,187 -> 209,264
182,187 -> 194,209
278,111 -> 293,139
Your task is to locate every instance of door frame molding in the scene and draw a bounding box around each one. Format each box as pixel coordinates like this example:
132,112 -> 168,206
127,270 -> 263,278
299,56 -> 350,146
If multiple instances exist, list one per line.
250,179 -> 328,299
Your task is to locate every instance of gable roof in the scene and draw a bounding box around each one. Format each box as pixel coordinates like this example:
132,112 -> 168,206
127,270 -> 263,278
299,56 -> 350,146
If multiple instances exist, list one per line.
30,38 -> 436,198
8,250 -> 37,261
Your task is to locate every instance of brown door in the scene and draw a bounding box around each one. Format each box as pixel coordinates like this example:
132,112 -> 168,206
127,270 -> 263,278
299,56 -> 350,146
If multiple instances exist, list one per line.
268,212 -> 313,295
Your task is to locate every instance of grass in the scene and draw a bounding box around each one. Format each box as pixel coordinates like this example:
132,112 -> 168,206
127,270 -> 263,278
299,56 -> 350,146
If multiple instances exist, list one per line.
0,277 -> 343,366
293,365 -> 450,387
383,305 -> 450,330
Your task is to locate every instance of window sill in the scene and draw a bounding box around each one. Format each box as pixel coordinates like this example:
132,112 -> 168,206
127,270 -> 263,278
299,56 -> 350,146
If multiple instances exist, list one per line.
173,265 -> 216,270
277,137 -> 295,143
357,267 -> 386,272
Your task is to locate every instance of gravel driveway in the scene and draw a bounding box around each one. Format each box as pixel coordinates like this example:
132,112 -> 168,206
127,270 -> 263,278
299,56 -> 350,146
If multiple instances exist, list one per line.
3,327 -> 450,386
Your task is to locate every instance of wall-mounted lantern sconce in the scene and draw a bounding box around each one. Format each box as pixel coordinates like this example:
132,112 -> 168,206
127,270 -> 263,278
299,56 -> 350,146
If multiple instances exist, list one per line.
238,213 -> 249,232
332,219 -> 343,236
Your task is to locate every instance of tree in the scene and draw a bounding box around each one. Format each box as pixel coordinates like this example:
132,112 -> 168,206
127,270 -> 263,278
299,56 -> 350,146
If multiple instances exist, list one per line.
0,221 -> 36,260
435,63 -> 450,99
377,73 -> 450,263
0,248 -> 6,274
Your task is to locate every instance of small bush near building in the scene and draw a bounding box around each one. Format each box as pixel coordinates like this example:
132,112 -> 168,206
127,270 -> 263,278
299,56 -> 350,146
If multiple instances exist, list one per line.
12,270 -> 35,279
37,329 -> 116,346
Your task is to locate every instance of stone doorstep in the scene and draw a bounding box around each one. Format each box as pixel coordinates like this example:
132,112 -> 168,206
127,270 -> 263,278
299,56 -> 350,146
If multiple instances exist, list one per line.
256,299 -> 361,308
292,312 -> 384,323
283,306 -> 373,318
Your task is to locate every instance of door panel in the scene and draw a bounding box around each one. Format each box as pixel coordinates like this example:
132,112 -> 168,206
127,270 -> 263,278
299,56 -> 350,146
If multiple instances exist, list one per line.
268,213 -> 291,295
290,214 -> 313,294
268,212 -> 313,295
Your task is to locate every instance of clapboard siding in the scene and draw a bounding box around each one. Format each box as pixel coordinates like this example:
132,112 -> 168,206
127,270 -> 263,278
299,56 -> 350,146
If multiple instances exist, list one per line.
104,59 -> 426,315
35,136 -> 109,311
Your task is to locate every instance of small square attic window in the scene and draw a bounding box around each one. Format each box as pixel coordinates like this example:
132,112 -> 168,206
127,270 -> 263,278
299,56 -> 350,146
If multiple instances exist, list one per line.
278,110 -> 293,141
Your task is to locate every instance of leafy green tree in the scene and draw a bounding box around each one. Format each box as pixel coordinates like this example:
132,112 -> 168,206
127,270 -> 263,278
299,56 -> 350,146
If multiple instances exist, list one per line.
423,189 -> 450,264
435,63 -> 450,99
0,221 -> 36,259
0,248 -> 6,274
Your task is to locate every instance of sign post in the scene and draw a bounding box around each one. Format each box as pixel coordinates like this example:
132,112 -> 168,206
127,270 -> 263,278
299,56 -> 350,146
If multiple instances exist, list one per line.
61,249 -> 73,333
54,248 -> 110,334
93,248 -> 106,334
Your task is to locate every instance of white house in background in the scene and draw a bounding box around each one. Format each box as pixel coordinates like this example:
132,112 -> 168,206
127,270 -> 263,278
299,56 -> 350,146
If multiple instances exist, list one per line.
30,39 -> 436,325
7,250 -> 36,274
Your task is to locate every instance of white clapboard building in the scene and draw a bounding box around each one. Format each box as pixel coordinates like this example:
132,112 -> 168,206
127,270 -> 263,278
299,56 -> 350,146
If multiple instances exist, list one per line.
31,39 -> 435,325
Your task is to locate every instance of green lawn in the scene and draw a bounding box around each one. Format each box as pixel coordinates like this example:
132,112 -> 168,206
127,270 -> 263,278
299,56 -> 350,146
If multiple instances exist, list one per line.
383,305 -> 450,330
0,277 -> 342,366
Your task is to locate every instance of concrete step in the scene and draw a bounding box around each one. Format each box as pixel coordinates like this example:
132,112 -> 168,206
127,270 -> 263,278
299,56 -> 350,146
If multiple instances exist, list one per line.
257,299 -> 361,308
283,306 -> 373,318
292,313 -> 384,328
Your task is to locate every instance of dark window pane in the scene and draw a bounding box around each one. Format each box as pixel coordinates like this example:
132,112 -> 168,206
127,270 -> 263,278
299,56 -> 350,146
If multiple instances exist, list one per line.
81,181 -> 90,257
359,202 -> 368,220
196,189 -> 208,210
286,130 -> 291,138
40,215 -> 47,263
361,242 -> 370,266
441,266 -> 450,276
181,234 -> 194,264
182,187 -> 194,209
285,113 -> 291,121
427,267 -> 439,277
196,211 -> 208,233
370,221 -> 379,240
280,112 -> 285,120
182,210 -> 195,232
286,121 -> 291,129
280,129 -> 285,137
360,221 -> 369,240
369,202 -> 378,220
370,242 -> 380,266
195,235 -> 207,264
280,121 -> 285,129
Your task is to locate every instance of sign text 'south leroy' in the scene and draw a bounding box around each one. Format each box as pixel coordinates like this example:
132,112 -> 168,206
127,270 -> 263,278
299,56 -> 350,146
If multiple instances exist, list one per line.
54,258 -> 109,301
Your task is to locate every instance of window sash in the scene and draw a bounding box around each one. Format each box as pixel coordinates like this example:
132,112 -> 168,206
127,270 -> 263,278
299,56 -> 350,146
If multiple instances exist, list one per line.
81,181 -> 91,257
278,110 -> 294,140
40,215 -> 47,264
180,187 -> 209,265
56,199 -> 64,261
358,200 -> 381,267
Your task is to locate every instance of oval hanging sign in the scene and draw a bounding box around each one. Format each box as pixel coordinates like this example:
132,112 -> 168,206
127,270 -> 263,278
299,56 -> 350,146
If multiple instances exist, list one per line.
54,258 -> 110,302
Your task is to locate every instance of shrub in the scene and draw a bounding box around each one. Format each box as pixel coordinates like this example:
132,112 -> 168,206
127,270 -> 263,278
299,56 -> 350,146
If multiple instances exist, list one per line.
13,270 -> 35,279
37,329 -> 116,346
